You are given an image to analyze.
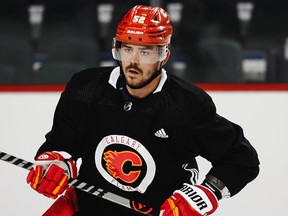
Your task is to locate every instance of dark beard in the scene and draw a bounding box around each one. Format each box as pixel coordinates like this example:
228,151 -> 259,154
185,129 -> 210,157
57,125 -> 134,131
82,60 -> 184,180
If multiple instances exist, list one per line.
122,63 -> 161,89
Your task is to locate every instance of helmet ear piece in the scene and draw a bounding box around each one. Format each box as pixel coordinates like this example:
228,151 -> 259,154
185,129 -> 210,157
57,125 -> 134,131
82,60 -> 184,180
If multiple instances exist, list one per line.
111,48 -> 117,60
112,38 -> 122,61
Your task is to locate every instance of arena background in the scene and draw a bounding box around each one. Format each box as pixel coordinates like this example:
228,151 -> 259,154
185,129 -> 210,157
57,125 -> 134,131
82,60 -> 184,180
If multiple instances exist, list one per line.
0,0 -> 288,215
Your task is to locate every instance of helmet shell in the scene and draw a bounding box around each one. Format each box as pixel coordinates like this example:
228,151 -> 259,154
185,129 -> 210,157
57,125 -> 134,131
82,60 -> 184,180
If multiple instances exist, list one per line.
115,5 -> 173,46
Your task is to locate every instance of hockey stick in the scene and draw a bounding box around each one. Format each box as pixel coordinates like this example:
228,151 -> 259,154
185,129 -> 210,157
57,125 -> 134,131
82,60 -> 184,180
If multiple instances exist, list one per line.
0,150 -> 158,216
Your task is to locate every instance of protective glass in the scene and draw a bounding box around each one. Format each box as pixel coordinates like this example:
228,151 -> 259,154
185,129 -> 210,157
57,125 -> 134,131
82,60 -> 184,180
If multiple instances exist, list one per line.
112,44 -> 168,64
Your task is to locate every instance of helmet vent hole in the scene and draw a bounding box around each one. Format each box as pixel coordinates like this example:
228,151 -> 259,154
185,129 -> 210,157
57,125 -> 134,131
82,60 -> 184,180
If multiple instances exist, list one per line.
153,16 -> 159,22
139,38 -> 142,41
128,36 -> 131,40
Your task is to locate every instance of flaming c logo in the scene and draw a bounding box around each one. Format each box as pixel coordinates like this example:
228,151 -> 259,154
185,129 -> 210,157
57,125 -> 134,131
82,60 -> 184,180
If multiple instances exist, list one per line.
95,135 -> 156,193
103,150 -> 142,183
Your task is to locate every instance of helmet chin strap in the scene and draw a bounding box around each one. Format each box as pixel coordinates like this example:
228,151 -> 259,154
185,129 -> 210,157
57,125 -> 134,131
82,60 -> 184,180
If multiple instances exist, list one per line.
118,61 -> 163,90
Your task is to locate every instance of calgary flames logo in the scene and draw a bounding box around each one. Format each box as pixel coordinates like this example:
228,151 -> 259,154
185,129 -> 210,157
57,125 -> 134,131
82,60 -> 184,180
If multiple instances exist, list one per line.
103,150 -> 142,184
95,135 -> 156,193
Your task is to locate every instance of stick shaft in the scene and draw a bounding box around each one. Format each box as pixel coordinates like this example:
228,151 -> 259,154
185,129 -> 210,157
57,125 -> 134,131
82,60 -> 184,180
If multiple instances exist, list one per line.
0,151 -> 157,216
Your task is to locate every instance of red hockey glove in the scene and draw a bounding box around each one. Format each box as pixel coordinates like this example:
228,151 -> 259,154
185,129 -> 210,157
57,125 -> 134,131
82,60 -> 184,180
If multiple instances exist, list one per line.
42,187 -> 79,216
26,151 -> 77,199
160,183 -> 218,216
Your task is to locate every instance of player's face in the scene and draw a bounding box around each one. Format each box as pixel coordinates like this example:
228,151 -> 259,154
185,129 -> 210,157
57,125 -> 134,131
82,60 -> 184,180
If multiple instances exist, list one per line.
120,43 -> 166,89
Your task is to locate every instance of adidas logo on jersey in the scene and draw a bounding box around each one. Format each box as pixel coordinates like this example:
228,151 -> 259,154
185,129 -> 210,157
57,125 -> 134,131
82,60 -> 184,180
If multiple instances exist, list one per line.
154,128 -> 169,138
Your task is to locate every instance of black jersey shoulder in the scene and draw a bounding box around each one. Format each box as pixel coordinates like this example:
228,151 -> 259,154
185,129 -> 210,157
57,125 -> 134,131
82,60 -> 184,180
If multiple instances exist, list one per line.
68,66 -> 114,87
63,66 -> 115,103
160,73 -> 216,124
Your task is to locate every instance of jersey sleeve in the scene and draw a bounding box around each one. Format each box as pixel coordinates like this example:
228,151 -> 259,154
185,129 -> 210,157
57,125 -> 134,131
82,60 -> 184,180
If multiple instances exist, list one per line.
35,72 -> 82,160
187,93 -> 260,197
35,67 -> 112,160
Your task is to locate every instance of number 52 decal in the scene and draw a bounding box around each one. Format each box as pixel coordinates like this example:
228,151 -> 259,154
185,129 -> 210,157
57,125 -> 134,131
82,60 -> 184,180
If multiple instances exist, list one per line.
132,15 -> 146,23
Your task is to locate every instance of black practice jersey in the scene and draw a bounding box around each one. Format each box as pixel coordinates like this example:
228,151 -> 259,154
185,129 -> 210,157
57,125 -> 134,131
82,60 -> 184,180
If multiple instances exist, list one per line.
36,66 -> 259,215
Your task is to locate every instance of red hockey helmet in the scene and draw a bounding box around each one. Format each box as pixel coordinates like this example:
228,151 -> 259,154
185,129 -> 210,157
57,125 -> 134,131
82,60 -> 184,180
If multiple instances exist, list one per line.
115,5 -> 173,46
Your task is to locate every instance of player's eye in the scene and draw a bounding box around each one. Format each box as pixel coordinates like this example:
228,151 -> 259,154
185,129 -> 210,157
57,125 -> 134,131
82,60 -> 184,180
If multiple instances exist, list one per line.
123,47 -> 133,53
140,50 -> 150,56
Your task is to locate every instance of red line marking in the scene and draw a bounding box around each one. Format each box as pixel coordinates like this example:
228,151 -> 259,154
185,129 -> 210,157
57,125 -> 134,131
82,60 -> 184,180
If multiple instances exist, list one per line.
0,84 -> 288,92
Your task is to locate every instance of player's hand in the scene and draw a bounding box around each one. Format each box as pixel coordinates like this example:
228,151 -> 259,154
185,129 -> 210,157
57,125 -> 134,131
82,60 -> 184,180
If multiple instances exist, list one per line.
26,151 -> 77,199
159,183 -> 218,216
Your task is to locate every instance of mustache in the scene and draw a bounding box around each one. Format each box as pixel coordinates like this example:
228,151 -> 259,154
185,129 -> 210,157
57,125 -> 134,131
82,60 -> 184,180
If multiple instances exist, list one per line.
125,64 -> 142,73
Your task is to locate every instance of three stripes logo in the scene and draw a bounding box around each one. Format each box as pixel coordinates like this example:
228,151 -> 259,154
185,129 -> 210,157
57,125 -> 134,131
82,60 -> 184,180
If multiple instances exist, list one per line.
154,128 -> 169,138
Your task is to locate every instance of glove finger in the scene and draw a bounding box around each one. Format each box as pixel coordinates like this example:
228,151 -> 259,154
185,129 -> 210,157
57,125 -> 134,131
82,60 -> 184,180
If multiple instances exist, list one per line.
46,180 -> 58,194
42,176 -> 61,195
167,197 -> 181,216
41,173 -> 68,197
37,178 -> 50,193
31,165 -> 44,189
26,168 -> 35,184
45,164 -> 63,180
43,191 -> 57,199
38,165 -> 68,198
52,166 -> 66,182
52,174 -> 69,196
160,197 -> 181,216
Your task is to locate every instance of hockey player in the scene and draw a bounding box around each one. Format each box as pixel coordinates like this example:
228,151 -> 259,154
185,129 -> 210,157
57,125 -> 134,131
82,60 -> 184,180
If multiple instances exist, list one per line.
26,5 -> 260,216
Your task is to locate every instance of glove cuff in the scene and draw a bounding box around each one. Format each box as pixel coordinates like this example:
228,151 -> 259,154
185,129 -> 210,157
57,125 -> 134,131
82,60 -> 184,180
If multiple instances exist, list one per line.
174,183 -> 218,215
36,151 -> 65,161
65,158 -> 77,179
36,151 -> 78,179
